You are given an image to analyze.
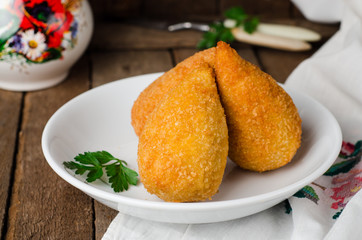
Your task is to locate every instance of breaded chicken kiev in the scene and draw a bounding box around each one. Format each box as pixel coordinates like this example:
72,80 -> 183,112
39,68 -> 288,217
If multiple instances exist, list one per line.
137,64 -> 228,202
215,41 -> 302,172
131,47 -> 215,136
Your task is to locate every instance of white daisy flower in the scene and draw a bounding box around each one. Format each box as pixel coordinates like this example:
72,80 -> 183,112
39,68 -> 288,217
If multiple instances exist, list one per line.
21,29 -> 47,61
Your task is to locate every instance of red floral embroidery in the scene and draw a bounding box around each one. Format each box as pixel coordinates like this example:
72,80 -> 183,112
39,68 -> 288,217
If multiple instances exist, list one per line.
340,141 -> 355,157
293,140 -> 362,220
329,171 -> 362,209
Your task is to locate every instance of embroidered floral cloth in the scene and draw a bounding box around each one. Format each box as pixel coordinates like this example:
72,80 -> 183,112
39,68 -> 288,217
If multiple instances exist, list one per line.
103,0 -> 362,239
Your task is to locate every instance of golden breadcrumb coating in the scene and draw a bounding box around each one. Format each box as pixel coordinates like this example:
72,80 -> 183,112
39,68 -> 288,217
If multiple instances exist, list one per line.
137,64 -> 228,202
215,41 -> 302,172
131,47 -> 216,136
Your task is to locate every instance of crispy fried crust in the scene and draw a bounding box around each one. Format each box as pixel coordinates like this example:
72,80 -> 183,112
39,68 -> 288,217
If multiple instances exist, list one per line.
215,41 -> 302,172
137,64 -> 228,202
131,47 -> 216,136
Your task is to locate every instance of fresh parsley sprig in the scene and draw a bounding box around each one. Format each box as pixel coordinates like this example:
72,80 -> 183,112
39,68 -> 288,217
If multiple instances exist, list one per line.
197,6 -> 259,49
64,151 -> 138,192
197,22 -> 234,49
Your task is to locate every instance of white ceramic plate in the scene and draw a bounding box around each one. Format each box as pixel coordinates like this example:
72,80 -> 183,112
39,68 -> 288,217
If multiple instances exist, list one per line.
42,73 -> 342,224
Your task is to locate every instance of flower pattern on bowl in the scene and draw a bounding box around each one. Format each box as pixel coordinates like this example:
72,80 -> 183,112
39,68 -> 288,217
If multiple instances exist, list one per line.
0,0 -> 82,64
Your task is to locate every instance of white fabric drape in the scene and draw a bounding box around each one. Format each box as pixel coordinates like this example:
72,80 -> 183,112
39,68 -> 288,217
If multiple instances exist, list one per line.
103,1 -> 362,239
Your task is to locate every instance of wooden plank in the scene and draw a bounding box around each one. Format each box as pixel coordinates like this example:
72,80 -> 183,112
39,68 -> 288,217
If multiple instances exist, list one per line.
91,23 -> 202,50
235,46 -> 260,67
88,0 -> 105,21
104,0 -> 142,19
0,91 -> 22,239
173,45 -> 309,84
173,48 -> 198,64
143,0 -> 217,20
173,45 -> 259,66
94,202 -> 118,240
92,20 -> 338,51
6,56 -> 93,239
88,0 -> 142,21
220,0 -> 291,18
290,2 -> 305,19
257,48 -> 313,83
92,50 -> 173,239
91,50 -> 173,87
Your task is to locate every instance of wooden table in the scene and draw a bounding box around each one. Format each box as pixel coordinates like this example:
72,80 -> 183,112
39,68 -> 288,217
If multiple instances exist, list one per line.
0,20 -> 338,239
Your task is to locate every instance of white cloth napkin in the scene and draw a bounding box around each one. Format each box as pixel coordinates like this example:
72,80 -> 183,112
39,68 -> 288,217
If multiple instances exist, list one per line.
291,0 -> 344,23
103,0 -> 362,239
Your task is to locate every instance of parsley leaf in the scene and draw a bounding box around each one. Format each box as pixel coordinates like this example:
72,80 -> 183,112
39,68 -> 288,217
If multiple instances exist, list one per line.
197,22 -> 234,50
244,17 -> 260,34
197,6 -> 259,49
224,7 -> 247,26
64,151 -> 138,192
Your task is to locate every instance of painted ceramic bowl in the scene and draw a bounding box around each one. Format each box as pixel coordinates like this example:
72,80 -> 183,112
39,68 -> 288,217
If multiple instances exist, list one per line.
0,0 -> 93,91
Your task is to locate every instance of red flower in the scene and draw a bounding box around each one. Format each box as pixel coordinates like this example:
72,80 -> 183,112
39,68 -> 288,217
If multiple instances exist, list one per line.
329,170 -> 362,210
13,0 -> 74,48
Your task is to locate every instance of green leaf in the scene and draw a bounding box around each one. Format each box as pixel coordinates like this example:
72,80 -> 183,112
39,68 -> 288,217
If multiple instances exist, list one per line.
197,6 -> 259,49
37,12 -> 47,22
29,48 -> 63,63
220,29 -> 234,42
197,38 -> 208,50
63,161 -> 78,170
324,158 -> 360,176
244,17 -> 259,34
0,41 -> 6,52
75,152 -> 101,167
355,140 -> 362,151
284,200 -> 292,214
204,30 -> 218,43
63,161 -> 95,171
107,164 -> 125,192
120,171 -> 129,190
339,140 -> 362,159
75,168 -> 87,175
197,29 -> 217,49
105,163 -> 117,176
333,209 -> 343,219
106,163 -> 138,192
197,22 -> 233,49
122,166 -> 139,186
293,185 -> 319,204
86,167 -> 103,182
91,151 -> 115,164
46,48 -> 62,60
64,150 -> 139,192
350,140 -> 362,158
224,7 -> 247,24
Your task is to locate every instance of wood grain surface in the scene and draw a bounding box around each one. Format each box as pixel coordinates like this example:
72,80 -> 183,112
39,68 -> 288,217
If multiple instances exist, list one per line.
90,0 -> 299,20
0,15 -> 338,239
5,56 -> 92,240
0,91 -> 22,240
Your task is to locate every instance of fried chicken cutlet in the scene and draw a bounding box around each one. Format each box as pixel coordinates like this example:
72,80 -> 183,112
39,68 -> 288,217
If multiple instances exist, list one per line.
137,64 -> 228,202
131,47 -> 216,136
215,41 -> 302,172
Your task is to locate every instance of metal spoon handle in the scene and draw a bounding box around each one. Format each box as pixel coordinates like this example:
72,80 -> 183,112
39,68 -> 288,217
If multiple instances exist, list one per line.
168,22 -> 210,32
